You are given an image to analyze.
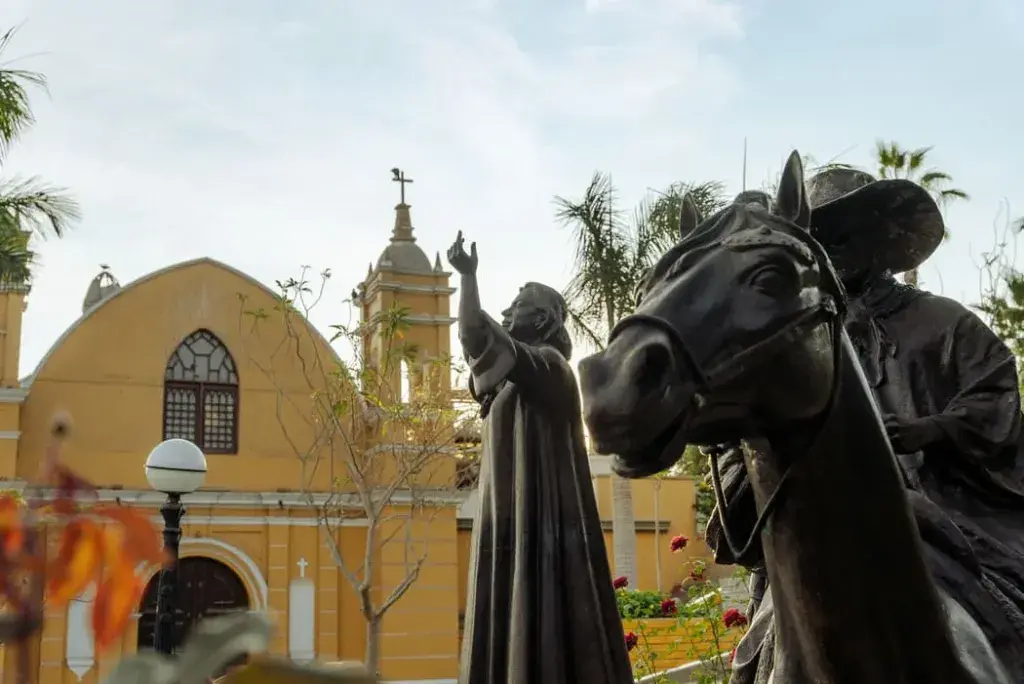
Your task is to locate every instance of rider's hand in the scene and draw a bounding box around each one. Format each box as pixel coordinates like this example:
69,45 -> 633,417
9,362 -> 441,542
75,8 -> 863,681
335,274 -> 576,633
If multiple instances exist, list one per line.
883,415 -> 942,454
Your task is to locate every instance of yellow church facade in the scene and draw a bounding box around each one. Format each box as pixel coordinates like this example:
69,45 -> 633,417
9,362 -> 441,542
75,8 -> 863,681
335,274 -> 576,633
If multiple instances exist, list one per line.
0,203 -> 705,683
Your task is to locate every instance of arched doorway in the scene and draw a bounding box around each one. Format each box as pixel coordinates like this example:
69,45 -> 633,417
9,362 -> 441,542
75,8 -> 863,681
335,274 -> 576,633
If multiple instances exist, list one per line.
137,557 -> 250,657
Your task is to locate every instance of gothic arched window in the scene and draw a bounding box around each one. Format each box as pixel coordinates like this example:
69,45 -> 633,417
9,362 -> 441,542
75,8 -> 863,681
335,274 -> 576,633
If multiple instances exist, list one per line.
163,329 -> 239,454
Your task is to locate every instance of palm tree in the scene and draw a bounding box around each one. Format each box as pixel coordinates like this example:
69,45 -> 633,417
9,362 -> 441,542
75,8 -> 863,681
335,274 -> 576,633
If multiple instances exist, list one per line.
875,141 -> 968,286
0,26 -> 79,285
555,174 -> 728,587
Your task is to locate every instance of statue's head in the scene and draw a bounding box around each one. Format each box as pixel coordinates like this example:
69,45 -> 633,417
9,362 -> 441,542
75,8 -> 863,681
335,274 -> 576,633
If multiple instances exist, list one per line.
501,282 -> 573,360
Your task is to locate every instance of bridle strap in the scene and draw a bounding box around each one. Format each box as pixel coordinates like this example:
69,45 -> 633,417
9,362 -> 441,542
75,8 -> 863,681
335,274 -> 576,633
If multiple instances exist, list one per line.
709,316 -> 843,566
609,227 -> 847,567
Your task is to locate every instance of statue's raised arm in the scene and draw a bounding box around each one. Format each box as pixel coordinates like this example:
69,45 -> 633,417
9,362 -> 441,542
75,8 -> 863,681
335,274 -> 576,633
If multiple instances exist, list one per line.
448,231 -> 576,410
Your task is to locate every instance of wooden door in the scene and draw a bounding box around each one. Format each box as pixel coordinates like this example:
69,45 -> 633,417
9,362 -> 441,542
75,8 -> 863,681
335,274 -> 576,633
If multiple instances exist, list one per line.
137,557 -> 250,655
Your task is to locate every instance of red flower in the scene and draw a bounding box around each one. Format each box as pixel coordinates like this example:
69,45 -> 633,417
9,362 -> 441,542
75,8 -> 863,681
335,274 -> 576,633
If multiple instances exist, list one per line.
670,535 -> 688,552
624,631 -> 638,651
722,608 -> 748,629
613,575 -> 628,590
660,598 -> 677,616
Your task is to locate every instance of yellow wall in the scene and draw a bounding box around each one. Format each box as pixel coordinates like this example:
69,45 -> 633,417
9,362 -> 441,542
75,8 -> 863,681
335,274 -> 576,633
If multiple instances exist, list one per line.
18,260 -> 340,493
5,254 -> 706,684
593,476 -> 715,591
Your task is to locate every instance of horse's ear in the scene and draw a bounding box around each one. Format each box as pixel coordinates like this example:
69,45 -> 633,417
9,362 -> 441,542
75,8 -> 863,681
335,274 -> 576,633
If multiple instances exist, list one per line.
774,150 -> 811,229
678,193 -> 701,239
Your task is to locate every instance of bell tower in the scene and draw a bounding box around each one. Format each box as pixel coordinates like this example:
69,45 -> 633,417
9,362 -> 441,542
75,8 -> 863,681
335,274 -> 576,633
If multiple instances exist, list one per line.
357,168 -> 455,400
0,282 -> 27,389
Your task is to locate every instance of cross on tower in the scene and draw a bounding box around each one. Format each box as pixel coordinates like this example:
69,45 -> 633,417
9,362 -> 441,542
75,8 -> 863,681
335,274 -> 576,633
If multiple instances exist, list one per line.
296,557 -> 309,579
391,167 -> 414,205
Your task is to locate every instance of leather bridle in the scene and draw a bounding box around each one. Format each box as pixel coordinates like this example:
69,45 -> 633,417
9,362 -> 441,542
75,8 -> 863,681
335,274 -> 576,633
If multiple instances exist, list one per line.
607,222 -> 848,566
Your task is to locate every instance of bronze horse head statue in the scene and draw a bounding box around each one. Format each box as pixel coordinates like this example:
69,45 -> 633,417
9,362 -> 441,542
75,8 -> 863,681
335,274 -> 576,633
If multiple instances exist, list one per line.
580,157 -> 843,476
578,152 -> 1010,683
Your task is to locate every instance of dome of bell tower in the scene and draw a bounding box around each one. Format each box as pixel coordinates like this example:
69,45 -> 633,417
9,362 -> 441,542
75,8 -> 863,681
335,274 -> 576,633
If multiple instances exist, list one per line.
376,202 -> 433,274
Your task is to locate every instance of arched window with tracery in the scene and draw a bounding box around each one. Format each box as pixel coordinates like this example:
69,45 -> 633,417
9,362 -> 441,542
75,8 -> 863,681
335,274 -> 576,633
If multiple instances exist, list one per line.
163,329 -> 240,454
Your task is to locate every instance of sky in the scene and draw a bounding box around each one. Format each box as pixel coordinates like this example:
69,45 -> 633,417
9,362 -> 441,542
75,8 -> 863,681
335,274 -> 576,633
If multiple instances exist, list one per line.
2,0 -> 1023,377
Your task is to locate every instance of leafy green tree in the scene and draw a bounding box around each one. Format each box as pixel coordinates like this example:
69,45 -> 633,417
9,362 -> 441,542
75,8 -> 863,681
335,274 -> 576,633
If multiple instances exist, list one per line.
0,26 -> 79,284
975,212 -> 1024,393
874,141 -> 968,286
978,270 -> 1024,368
555,174 -> 728,587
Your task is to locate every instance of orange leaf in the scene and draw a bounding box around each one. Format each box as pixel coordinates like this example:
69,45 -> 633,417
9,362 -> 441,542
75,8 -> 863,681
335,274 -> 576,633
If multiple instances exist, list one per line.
93,504 -> 163,565
0,494 -> 24,556
45,499 -> 80,516
0,494 -> 21,526
92,568 -> 142,650
1,528 -> 24,557
49,464 -> 95,494
47,519 -> 102,605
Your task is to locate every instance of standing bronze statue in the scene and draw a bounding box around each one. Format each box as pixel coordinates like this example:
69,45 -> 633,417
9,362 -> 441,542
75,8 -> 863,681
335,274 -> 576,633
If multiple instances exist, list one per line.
448,232 -> 632,684
578,152 -> 1013,683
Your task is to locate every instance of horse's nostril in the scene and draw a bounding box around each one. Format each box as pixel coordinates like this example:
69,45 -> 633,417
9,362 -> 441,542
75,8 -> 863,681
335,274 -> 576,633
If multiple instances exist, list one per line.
633,342 -> 672,394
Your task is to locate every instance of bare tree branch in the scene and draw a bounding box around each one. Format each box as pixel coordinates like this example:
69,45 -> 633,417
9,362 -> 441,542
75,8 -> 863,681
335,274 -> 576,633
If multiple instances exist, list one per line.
236,269 -> 463,673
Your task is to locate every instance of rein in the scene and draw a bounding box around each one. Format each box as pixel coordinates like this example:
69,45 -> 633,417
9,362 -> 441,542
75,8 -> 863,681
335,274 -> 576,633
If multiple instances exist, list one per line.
608,225 -> 847,567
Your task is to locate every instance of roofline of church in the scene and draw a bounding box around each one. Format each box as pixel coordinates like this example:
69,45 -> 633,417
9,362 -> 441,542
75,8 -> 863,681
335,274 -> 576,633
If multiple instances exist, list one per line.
21,257 -> 343,388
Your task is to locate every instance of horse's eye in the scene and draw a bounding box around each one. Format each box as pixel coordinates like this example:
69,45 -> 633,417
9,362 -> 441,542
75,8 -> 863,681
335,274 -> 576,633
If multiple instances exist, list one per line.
750,265 -> 795,296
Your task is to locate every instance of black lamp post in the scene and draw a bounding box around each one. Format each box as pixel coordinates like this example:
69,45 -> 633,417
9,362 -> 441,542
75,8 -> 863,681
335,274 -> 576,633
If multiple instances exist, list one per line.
145,438 -> 208,655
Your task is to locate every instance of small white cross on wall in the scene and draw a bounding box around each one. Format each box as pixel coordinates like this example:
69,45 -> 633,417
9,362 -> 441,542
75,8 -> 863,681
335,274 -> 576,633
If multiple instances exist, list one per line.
296,557 -> 309,579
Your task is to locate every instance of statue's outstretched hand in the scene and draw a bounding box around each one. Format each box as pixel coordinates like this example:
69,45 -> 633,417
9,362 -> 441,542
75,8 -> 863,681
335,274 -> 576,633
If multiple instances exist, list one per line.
447,231 -> 478,275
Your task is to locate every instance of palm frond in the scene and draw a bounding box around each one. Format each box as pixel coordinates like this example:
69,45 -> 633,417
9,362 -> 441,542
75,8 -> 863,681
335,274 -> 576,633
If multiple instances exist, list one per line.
557,174 -> 727,337
643,180 -> 728,257
0,176 -> 81,238
0,214 -> 34,286
555,171 -> 634,329
917,170 -> 953,186
907,147 -> 932,173
563,306 -> 605,350
938,188 -> 969,202
0,26 -> 47,155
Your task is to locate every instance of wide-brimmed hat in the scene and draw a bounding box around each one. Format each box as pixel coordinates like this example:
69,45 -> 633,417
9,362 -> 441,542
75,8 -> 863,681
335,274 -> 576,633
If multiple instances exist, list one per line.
807,167 -> 945,274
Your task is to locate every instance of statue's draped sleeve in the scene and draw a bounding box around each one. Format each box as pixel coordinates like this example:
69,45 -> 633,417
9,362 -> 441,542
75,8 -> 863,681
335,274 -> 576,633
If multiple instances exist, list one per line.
463,311 -> 573,400
930,310 -> 1021,469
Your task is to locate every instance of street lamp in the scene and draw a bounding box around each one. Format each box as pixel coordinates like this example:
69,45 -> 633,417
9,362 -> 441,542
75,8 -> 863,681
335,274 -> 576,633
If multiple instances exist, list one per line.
145,438 -> 207,655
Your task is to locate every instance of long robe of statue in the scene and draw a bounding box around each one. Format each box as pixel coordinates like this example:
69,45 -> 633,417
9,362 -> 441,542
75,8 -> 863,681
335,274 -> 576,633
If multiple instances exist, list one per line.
447,234 -> 633,684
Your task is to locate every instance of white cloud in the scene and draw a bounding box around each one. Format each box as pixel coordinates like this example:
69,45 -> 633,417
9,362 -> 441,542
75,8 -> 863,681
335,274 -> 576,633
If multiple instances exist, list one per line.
2,0 -> 745,373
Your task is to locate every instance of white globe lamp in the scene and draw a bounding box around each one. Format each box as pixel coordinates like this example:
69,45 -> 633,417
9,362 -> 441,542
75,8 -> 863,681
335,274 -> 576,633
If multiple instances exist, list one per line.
146,438 -> 207,655
145,438 -> 208,494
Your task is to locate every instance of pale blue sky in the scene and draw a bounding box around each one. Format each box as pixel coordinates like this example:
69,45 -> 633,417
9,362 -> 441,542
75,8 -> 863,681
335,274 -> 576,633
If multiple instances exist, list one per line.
2,0 -> 1022,374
